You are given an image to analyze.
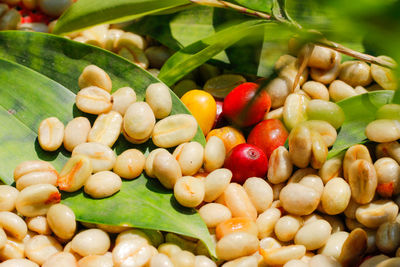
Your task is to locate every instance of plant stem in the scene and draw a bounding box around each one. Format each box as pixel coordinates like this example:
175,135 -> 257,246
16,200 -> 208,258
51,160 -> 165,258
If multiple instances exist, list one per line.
293,43 -> 314,92
190,0 -> 396,70
189,0 -> 271,20
316,39 -> 396,69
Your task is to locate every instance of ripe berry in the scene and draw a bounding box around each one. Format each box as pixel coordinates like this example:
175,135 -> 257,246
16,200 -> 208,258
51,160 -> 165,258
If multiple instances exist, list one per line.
224,143 -> 268,184
223,82 -> 271,127
247,119 -> 289,159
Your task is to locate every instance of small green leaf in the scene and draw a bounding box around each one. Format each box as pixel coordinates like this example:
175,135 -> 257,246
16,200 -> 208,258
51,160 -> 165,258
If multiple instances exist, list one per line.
229,0 -> 272,12
392,87 -> 400,104
52,0 -> 190,35
271,0 -> 286,23
158,20 -> 267,86
285,0 -> 331,30
127,7 -> 292,79
168,6 -> 219,49
0,31 -> 215,257
271,0 -> 300,28
327,91 -> 394,159
376,104 -> 400,120
126,6 -> 235,52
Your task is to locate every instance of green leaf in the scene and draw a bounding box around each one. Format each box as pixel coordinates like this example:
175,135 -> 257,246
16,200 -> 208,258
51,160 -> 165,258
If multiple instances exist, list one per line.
137,6 -> 220,51
327,91 -> 394,159
271,0 -> 285,22
52,0 -> 190,35
285,0 -> 332,30
0,60 -> 73,185
127,6 -> 292,80
0,31 -> 215,257
392,84 -> 400,104
127,6 -> 247,50
158,20 -> 267,86
229,0 -> 272,12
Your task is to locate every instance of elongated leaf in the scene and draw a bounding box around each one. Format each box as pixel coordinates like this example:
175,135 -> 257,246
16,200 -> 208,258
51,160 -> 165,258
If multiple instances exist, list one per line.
158,20 -> 267,86
0,31 -> 215,257
52,0 -> 190,35
327,91 -> 394,159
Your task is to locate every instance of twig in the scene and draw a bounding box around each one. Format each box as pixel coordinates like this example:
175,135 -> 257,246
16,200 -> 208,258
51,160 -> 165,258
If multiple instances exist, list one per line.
190,0 -> 396,70
316,39 -> 397,69
189,0 -> 271,20
293,43 -> 314,92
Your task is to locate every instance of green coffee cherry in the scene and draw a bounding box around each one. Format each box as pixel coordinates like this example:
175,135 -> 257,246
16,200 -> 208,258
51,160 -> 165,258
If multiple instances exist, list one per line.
38,0 -> 73,17
306,99 -> 345,129
165,232 -> 197,253
283,93 -> 309,131
198,63 -> 220,83
376,104 -> 400,121
141,229 -> 164,248
173,79 -> 199,98
204,74 -> 246,98
145,46 -> 172,69
0,9 -> 21,30
0,4 -> 9,18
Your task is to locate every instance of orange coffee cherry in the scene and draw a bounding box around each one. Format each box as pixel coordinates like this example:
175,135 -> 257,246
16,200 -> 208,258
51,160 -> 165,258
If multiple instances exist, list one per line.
206,126 -> 246,154
181,90 -> 216,135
